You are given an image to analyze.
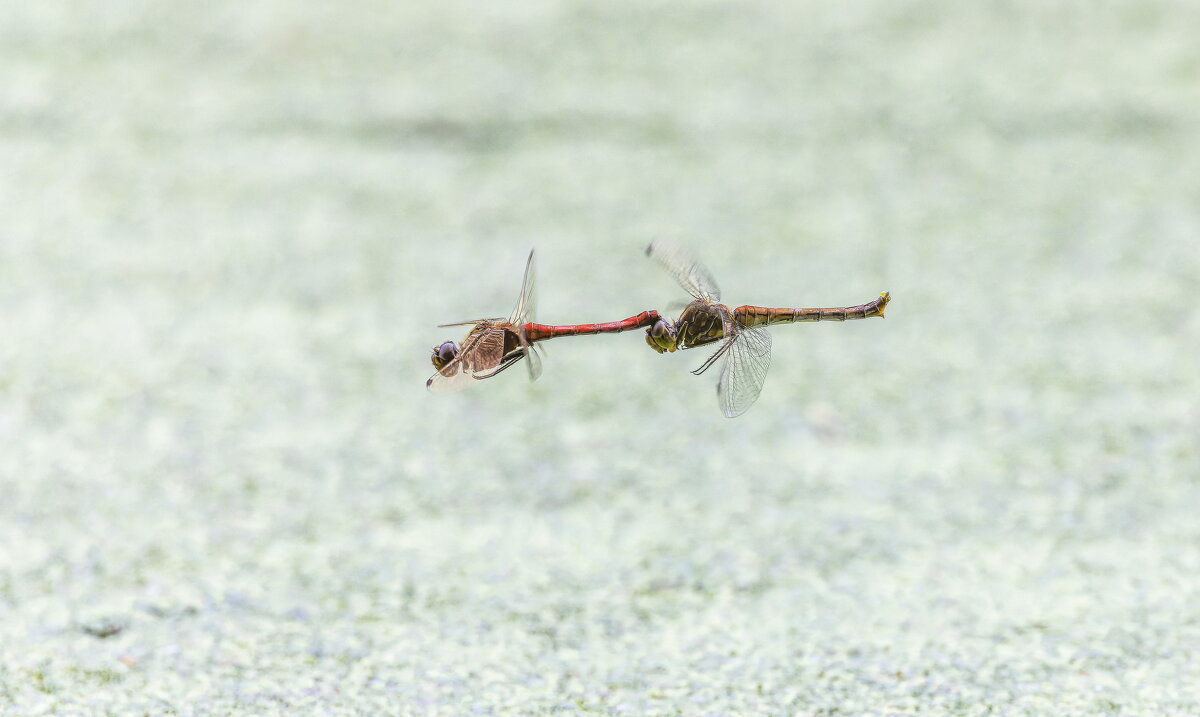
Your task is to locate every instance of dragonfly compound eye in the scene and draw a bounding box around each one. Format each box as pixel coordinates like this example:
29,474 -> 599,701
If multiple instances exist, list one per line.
431,341 -> 459,370
645,319 -> 678,353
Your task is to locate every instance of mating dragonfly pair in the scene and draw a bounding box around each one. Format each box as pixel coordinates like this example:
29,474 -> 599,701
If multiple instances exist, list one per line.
427,240 -> 890,417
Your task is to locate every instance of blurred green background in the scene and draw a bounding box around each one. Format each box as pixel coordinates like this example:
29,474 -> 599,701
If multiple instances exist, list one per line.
2,1 -> 1198,714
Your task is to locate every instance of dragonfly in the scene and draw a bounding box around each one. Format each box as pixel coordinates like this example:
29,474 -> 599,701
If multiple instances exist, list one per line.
643,239 -> 890,417
427,250 -> 664,393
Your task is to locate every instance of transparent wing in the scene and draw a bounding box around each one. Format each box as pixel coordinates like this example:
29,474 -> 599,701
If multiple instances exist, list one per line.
426,326 -> 509,393
645,239 -> 721,302
715,325 -> 772,418
507,249 -> 541,381
525,340 -> 543,381
426,365 -> 478,393
438,318 -> 503,328
509,249 -> 536,325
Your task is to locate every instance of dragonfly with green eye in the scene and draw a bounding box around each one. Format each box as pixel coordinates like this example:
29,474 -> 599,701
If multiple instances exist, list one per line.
643,239 -> 891,417
427,250 -> 665,393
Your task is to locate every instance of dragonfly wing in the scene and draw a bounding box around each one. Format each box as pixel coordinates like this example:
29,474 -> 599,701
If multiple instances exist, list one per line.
508,249 -> 536,325
506,250 -> 543,382
426,326 -> 509,393
438,318 -> 503,328
524,338 -> 543,381
425,363 -> 478,393
646,239 -> 721,302
716,325 -> 772,418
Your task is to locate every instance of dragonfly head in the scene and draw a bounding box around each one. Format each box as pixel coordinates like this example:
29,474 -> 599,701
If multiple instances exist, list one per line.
431,341 -> 459,370
645,317 -> 678,353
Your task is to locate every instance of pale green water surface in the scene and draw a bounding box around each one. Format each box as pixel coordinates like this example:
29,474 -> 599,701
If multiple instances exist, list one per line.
2,1 -> 1199,714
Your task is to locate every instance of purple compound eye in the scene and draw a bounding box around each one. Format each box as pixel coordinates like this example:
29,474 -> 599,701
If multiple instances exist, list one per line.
431,341 -> 459,369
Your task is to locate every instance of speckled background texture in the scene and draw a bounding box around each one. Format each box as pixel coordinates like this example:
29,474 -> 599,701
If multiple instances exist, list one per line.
2,1 -> 1199,714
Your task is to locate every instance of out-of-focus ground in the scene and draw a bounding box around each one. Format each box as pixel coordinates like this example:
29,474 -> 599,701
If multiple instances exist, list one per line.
2,1 -> 1199,714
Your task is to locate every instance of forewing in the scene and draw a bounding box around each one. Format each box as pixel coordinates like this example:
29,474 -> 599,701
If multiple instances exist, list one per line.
425,326 -> 509,393
506,250 -> 544,382
425,363 -> 478,393
509,249 -> 536,325
716,325 -> 772,418
438,318 -> 502,328
645,239 -> 721,302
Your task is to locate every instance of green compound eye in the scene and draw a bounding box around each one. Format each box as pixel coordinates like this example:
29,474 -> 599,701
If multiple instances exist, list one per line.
645,318 -> 677,353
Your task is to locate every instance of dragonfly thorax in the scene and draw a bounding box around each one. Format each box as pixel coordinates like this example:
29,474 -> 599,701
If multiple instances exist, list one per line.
675,302 -> 728,349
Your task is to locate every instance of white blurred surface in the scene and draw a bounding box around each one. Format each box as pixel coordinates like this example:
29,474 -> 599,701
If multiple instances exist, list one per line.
1,1 -> 1198,713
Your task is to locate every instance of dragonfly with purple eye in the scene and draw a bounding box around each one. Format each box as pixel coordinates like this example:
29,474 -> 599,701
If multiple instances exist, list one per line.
427,250 -> 664,393
643,239 -> 891,417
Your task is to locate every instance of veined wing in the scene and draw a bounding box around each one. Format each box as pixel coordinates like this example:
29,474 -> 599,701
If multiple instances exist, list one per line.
438,318 -> 504,328
646,239 -> 721,302
508,249 -> 541,381
426,325 -> 509,393
523,337 -> 543,381
508,250 -> 536,326
716,324 -> 772,418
